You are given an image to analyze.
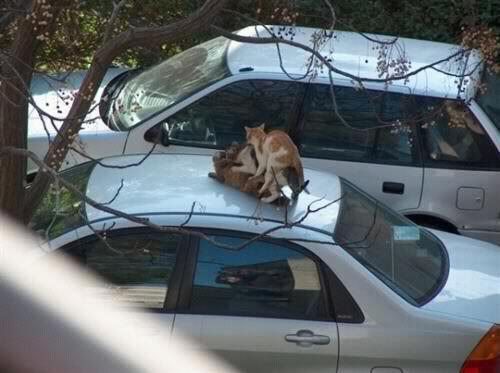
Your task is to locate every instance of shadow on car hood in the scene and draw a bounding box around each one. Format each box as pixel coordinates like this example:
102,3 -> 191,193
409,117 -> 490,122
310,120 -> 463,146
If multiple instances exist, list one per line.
423,230 -> 500,324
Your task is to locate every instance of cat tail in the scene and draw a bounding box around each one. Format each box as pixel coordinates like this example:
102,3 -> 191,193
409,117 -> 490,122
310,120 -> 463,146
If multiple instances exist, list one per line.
294,159 -> 305,188
302,180 -> 310,194
287,160 -> 308,200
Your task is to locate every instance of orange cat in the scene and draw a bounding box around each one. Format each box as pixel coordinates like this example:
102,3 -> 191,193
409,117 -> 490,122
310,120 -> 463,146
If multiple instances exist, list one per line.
210,143 -> 275,198
242,124 -> 307,203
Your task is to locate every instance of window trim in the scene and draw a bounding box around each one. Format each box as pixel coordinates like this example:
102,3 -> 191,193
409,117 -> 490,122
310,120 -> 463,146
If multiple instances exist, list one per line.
56,227 -> 189,313
321,263 -> 364,323
177,228 -> 360,323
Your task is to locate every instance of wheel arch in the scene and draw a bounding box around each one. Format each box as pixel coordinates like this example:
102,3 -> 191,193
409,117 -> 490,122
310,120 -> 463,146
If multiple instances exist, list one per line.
404,213 -> 459,234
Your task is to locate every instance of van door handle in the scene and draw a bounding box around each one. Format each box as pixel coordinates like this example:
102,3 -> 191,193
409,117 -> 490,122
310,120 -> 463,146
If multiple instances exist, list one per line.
383,182 -> 405,195
285,330 -> 330,347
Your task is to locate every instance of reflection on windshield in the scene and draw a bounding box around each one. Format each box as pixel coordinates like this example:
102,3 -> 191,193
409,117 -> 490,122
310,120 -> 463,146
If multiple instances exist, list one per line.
30,161 -> 96,240
334,179 -> 447,306
112,37 -> 230,129
477,70 -> 500,132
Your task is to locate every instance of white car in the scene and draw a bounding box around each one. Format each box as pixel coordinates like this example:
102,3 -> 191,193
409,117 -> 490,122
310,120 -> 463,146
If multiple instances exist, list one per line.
31,153 -> 500,373
28,25 -> 500,245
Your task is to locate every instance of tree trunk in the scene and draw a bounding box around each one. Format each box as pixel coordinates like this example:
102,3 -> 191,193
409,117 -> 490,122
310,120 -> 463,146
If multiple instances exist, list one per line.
0,0 -> 61,222
23,0 -> 227,222
0,16 -> 37,222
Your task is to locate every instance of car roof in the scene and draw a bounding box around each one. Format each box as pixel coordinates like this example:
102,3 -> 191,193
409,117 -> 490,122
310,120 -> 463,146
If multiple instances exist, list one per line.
84,154 -> 342,235
226,25 -> 483,100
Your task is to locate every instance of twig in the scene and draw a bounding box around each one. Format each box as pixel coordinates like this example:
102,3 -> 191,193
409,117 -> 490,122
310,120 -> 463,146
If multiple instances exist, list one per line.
181,201 -> 197,227
211,25 -> 472,85
3,147 -> 343,251
103,0 -> 128,44
79,213 -> 124,255
68,142 -> 157,169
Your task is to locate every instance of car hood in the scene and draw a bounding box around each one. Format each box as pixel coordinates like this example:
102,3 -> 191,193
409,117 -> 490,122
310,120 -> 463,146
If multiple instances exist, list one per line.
423,230 -> 500,324
28,68 -> 126,137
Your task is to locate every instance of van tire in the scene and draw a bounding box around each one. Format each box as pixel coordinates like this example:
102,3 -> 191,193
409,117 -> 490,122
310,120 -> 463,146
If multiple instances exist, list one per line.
406,215 -> 459,235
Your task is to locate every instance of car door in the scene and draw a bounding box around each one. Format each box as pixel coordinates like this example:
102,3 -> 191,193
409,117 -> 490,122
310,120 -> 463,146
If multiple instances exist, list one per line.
298,83 -> 423,212
172,233 -> 339,373
55,228 -> 188,337
124,78 -> 307,155
417,97 -> 500,240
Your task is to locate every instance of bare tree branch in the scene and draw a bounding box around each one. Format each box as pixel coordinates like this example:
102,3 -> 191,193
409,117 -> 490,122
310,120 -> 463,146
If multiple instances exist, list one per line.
102,0 -> 128,44
68,142 -> 158,169
3,146 -> 343,251
24,0 -> 229,222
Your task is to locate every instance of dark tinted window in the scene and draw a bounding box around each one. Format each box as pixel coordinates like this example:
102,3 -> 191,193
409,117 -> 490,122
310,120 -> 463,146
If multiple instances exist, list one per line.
190,236 -> 328,320
300,84 -> 418,165
62,232 -> 181,309
163,80 -> 305,147
418,98 -> 500,169
477,70 -> 500,132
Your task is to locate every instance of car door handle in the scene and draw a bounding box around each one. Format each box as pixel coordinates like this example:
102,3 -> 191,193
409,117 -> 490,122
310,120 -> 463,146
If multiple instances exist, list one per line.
285,330 -> 330,347
383,182 -> 405,195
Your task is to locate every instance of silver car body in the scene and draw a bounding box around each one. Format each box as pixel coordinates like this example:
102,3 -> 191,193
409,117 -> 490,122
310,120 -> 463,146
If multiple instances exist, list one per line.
28,26 -> 500,245
0,214 -> 237,373
38,154 -> 500,373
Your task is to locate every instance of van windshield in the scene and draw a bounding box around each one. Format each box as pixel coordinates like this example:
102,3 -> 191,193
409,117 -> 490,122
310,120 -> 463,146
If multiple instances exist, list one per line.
334,179 -> 448,306
477,70 -> 500,133
110,37 -> 230,130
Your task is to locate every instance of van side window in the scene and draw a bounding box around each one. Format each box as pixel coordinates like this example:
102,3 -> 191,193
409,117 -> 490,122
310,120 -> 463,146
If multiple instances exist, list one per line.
418,99 -> 500,169
161,80 -> 305,148
300,84 -> 418,165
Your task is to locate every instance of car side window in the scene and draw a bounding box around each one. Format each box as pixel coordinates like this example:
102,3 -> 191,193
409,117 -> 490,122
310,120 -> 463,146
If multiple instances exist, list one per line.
300,84 -> 418,165
162,79 -> 306,148
188,235 -> 329,320
418,98 -> 500,169
61,231 -> 182,309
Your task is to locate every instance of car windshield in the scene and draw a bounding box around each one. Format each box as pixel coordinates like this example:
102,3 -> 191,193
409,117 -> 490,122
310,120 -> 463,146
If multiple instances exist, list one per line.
30,161 -> 96,240
111,37 -> 231,130
334,179 -> 448,306
477,70 -> 500,132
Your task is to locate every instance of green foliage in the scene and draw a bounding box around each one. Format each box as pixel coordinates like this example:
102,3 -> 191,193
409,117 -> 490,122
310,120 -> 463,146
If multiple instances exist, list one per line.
7,0 -> 498,72
30,162 -> 96,240
333,0 -> 499,43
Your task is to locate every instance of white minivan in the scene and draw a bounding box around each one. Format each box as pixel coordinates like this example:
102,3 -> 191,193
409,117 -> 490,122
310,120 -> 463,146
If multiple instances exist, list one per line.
28,26 -> 500,245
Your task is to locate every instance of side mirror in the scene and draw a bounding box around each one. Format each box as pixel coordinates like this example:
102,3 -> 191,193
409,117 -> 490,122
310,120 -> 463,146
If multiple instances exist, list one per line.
144,123 -> 170,147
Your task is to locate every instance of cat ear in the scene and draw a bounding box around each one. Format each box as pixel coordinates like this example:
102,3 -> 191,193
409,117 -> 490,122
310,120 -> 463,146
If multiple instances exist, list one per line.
259,123 -> 266,130
244,126 -> 250,134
